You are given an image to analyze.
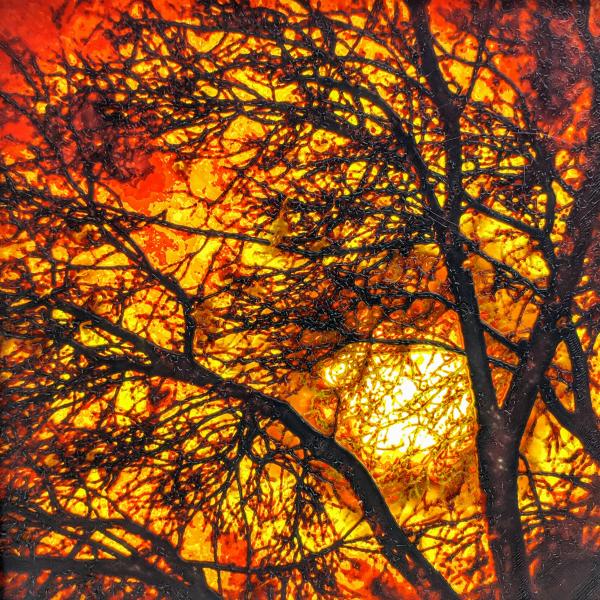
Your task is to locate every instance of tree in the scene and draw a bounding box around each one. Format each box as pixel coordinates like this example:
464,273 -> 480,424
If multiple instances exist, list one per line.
1,0 -> 599,598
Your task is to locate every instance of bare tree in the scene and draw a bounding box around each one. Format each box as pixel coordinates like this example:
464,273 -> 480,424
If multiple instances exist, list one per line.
1,0 -> 599,598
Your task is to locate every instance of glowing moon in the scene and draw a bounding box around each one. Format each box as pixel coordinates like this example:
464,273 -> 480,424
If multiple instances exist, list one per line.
320,345 -> 472,457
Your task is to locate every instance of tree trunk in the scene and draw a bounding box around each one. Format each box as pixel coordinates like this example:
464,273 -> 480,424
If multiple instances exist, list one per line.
477,420 -> 534,600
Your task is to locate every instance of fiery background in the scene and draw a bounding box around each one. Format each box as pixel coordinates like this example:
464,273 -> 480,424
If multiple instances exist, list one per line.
1,0 -> 599,598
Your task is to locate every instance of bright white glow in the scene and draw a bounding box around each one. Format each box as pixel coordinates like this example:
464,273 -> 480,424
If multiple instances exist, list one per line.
320,344 -> 471,456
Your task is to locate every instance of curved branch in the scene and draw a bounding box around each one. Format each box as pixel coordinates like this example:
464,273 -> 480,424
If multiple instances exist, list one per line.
46,299 -> 459,599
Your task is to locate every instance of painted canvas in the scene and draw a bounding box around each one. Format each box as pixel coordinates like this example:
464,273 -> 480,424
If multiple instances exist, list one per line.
1,1 -> 599,598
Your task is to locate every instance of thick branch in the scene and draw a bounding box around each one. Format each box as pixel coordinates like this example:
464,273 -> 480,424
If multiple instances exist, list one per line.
45,299 -> 459,598
3,556 -> 219,600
